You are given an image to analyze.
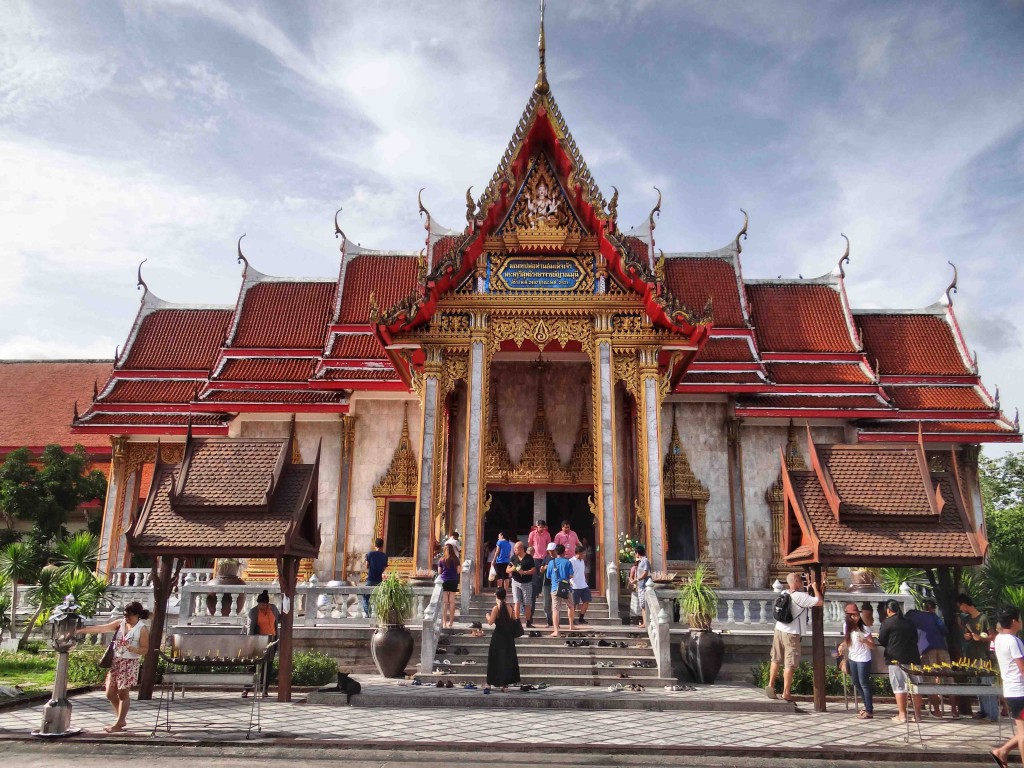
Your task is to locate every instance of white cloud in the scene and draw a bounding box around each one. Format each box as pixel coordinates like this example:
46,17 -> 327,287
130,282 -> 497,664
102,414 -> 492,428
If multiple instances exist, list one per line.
0,334 -> 119,360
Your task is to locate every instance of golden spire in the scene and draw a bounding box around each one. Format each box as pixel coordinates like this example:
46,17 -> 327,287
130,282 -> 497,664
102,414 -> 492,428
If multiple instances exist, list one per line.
535,0 -> 549,94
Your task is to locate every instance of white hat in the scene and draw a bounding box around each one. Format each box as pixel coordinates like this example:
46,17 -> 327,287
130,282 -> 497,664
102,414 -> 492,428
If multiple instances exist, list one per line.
546,542 -> 557,551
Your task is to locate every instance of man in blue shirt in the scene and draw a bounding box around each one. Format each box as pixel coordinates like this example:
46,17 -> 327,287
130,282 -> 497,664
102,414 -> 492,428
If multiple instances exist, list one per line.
906,599 -> 950,718
363,538 -> 388,618
493,531 -> 513,594
545,544 -> 575,637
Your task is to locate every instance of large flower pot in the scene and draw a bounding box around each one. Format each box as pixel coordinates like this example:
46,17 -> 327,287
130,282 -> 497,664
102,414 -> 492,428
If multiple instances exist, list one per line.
680,629 -> 725,684
371,625 -> 414,678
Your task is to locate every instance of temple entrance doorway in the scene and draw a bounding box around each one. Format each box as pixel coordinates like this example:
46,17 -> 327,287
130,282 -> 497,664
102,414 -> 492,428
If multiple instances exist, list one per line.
481,490 -> 533,586
546,491 -> 596,588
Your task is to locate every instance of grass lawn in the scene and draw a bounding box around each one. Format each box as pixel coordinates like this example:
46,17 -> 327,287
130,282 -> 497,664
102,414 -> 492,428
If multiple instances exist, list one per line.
0,651 -> 56,695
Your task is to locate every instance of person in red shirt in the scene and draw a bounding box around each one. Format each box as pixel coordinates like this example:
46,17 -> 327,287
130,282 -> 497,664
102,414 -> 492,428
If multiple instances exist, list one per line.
553,520 -> 579,559
528,520 -> 551,557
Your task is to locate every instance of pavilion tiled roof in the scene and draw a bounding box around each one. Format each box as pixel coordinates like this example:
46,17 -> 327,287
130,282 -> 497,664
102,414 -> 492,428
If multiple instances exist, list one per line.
819,445 -> 936,518
0,360 -> 112,452
175,438 -> 285,509
747,282 -> 858,353
122,308 -> 232,370
857,312 -> 971,376
231,281 -> 335,349
662,256 -> 746,327
337,254 -> 420,324
215,358 -> 317,383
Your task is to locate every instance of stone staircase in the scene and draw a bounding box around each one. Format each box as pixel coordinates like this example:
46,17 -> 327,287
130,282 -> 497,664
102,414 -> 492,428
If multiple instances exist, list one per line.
427,595 -> 677,688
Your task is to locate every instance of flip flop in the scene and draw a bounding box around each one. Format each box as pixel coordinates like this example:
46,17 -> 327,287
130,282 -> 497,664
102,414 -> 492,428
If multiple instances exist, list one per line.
990,751 -> 1008,768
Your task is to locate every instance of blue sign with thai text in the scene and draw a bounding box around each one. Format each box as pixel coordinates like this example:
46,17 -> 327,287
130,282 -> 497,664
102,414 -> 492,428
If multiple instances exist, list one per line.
498,257 -> 583,291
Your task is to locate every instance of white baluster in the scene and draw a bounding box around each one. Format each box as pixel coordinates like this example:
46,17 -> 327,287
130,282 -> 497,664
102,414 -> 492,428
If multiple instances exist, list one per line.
761,600 -> 771,624
726,599 -> 736,624
742,599 -> 751,624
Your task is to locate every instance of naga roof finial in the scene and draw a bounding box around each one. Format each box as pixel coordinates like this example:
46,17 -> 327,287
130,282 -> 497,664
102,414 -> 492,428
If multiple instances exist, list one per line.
418,187 -> 431,228
944,261 -> 958,305
735,209 -> 748,254
465,186 -> 476,225
535,0 -> 549,94
72,400 -> 79,421
236,234 -> 249,273
649,186 -> 662,231
113,345 -> 120,365
136,259 -> 149,298
994,385 -> 1000,410
837,233 -> 850,278
334,207 -> 347,244
1014,407 -> 1019,432
608,186 -> 619,222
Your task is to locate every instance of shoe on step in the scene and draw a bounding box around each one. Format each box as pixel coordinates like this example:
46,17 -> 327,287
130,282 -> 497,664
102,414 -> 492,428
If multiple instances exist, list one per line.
765,684 -> 777,700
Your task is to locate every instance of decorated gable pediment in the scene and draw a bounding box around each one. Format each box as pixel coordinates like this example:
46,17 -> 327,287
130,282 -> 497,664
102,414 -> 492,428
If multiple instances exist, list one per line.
496,153 -> 586,251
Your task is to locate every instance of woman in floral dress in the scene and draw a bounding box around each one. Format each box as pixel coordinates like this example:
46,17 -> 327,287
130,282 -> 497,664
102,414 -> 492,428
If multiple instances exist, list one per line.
77,601 -> 150,733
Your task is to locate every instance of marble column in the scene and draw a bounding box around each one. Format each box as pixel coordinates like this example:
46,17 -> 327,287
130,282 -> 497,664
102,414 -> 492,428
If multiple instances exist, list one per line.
593,315 -> 618,613
335,414 -> 357,579
639,351 -> 666,572
532,490 -> 547,526
414,348 -> 443,572
96,436 -> 126,578
461,313 -> 488,604
726,417 -> 749,587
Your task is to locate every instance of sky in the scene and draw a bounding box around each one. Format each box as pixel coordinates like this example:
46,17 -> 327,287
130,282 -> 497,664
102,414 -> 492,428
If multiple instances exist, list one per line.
1,0 -> 1023,448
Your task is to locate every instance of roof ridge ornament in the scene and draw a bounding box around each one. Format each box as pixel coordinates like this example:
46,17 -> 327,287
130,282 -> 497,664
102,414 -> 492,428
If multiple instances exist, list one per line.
944,261 -> 958,305
334,208 -> 347,246
535,0 -> 549,95
236,234 -> 249,274
1014,407 -> 1019,432
837,233 -> 850,278
649,186 -> 662,232
136,259 -> 149,299
735,209 -> 748,254
608,186 -> 619,223
465,187 -> 476,227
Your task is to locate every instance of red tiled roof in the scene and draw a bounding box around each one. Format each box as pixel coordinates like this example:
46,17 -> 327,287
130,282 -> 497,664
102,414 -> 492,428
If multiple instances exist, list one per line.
857,313 -> 970,376
0,361 -> 112,451
619,235 -> 648,265
747,284 -> 857,353
77,412 -> 225,426
321,368 -> 399,381
338,254 -> 419,324
216,358 -> 316,382
693,337 -> 757,363
232,281 -> 335,349
679,372 -> 764,385
788,470 -> 978,564
202,390 -> 344,403
738,394 -> 886,410
101,379 -> 197,404
432,235 -> 464,268
859,421 -> 1013,434
328,334 -> 388,359
768,363 -> 872,385
820,445 -> 934,517
124,309 -> 231,370
663,258 -> 745,327
889,386 -> 989,411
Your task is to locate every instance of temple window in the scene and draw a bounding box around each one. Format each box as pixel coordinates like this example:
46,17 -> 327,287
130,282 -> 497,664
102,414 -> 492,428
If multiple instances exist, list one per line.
384,499 -> 416,558
665,500 -> 698,561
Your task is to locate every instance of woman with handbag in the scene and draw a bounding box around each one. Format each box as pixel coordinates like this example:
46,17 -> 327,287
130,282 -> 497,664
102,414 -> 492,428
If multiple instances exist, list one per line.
838,601 -> 876,719
76,600 -> 150,733
483,587 -> 521,693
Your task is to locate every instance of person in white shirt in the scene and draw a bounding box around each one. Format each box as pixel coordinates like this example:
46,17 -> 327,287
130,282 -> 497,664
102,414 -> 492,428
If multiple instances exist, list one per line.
443,531 -> 461,556
569,544 -> 590,625
766,571 -> 823,702
838,601 -> 876,719
991,606 -> 1024,768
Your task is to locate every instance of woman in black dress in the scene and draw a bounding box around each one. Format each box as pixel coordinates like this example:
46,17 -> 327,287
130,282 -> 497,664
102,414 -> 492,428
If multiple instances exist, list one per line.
484,587 -> 520,692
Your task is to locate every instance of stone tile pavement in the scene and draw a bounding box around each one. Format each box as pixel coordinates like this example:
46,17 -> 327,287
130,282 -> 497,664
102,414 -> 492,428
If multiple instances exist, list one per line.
0,688 -> 1008,761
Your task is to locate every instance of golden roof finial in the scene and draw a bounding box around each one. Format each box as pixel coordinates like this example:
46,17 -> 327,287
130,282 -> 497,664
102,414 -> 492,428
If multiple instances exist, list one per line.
535,0 -> 549,94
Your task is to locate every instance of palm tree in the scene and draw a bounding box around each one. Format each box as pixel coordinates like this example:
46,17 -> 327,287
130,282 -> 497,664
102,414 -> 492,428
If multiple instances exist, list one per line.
19,564 -> 60,647
53,532 -> 102,580
0,541 -> 36,642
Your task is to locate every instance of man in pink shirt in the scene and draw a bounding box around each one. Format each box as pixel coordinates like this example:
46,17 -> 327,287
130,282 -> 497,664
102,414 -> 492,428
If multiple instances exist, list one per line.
528,520 -> 551,557
554,520 -> 579,560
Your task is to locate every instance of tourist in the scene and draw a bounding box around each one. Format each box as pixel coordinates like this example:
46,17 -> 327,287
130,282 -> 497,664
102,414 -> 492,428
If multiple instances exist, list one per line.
243,589 -> 279,698
957,593 -> 1000,723
990,607 -> 1024,768
570,544 -> 590,624
75,600 -> 150,733
634,545 -> 652,629
493,531 -> 513,593
509,541 -> 536,626
907,599 -> 950,717
527,545 -> 542,621
627,561 -> 641,624
443,531 -> 462,556
554,520 -> 580,559
860,602 -> 875,628
540,542 -> 557,627
485,541 -> 496,585
363,538 -> 388,618
528,519 -> 551,557
878,599 -> 923,723
546,543 -> 575,637
838,601 -> 875,719
766,572 -> 823,701
484,587 -> 521,693
582,537 -> 593,582
437,543 -> 461,629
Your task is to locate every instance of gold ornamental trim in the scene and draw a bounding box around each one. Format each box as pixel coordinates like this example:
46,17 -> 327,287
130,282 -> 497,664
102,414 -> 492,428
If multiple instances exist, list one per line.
372,404 -> 419,499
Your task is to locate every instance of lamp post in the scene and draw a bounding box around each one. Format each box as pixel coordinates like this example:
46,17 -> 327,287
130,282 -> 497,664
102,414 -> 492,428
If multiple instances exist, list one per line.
33,595 -> 83,738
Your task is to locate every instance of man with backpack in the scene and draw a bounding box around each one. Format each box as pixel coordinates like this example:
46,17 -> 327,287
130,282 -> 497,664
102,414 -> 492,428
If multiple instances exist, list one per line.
766,571 -> 823,701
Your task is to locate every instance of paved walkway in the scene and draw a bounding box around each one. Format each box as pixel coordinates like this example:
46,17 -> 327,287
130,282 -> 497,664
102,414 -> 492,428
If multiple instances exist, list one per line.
0,688 -> 1006,762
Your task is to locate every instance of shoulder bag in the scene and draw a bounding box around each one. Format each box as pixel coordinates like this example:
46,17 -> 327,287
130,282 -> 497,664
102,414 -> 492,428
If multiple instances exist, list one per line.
97,623 -> 121,669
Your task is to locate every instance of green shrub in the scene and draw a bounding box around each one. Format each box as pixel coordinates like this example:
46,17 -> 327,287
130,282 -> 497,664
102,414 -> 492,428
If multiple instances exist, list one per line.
67,649 -> 107,685
751,659 -> 893,697
274,650 -> 337,686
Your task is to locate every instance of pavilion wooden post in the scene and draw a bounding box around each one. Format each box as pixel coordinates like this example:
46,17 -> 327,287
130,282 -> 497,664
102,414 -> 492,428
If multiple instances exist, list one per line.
276,555 -> 300,702
138,555 -> 176,700
809,563 -> 827,713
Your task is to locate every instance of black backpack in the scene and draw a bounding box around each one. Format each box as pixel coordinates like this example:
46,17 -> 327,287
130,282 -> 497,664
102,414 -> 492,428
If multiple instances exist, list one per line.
773,592 -> 794,623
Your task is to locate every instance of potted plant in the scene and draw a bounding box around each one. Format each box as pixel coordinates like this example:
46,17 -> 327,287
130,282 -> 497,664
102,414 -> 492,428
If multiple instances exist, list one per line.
677,562 -> 725,684
369,573 -> 415,678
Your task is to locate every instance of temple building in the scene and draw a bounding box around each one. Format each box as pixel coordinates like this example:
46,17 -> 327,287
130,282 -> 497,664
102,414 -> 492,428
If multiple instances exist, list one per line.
74,16 -> 1018,590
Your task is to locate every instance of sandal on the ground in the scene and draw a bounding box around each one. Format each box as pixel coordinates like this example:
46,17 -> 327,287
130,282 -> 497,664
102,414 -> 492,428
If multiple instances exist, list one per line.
990,751 -> 1009,768
857,710 -> 873,719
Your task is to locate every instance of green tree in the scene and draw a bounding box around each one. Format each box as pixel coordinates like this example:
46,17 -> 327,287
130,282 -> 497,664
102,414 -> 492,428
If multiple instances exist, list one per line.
0,541 -> 35,642
0,445 -> 107,546
980,452 -> 1024,554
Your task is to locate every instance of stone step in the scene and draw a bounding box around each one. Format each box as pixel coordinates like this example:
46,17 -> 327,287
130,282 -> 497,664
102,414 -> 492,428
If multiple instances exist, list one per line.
438,646 -> 654,659
419,671 -> 678,687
